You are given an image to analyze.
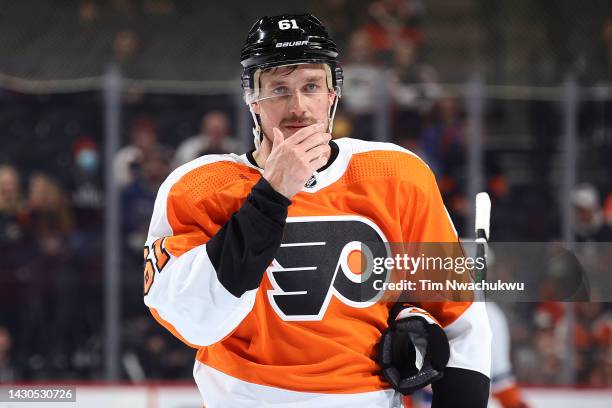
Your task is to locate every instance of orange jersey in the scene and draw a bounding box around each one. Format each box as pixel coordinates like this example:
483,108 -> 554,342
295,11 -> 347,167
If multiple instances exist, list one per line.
143,138 -> 491,407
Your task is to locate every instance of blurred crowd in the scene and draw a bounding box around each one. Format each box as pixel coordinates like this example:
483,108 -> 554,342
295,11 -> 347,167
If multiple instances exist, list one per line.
0,0 -> 611,387
0,107 -> 237,380
0,162 -> 99,380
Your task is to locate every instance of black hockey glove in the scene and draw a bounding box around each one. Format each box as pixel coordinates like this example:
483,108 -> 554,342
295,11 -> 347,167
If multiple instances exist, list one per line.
378,305 -> 450,395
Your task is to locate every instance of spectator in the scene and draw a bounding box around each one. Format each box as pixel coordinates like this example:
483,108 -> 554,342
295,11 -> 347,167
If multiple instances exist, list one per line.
122,146 -> 170,258
114,116 -> 170,187
386,39 -> 441,141
0,166 -> 28,331
121,147 -> 171,319
419,96 -> 466,176
0,326 -> 19,382
364,0 -> 425,58
78,1 -> 98,24
534,301 -> 612,386
573,183 -> 612,242
419,96 -> 467,231
26,174 -> 74,258
173,111 -> 238,168
19,174 -> 75,377
0,165 -> 27,245
70,137 -> 104,219
68,136 -> 104,276
340,30 -> 385,141
113,29 -> 140,63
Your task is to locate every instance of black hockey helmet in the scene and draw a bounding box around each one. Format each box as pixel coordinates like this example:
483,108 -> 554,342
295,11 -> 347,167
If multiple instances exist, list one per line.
240,13 -> 343,103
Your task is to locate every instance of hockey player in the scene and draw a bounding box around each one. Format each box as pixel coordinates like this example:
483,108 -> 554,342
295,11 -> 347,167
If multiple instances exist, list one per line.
143,14 -> 491,407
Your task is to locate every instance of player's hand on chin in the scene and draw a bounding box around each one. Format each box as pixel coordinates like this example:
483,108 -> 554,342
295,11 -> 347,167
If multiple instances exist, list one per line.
263,123 -> 331,199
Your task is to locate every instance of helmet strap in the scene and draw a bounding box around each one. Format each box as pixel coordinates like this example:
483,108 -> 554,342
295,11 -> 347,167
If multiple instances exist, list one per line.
248,105 -> 262,150
328,94 -> 339,133
321,64 -> 340,133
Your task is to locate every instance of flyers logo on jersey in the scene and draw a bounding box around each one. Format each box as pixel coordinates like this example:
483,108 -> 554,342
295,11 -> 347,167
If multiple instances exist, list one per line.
267,215 -> 391,321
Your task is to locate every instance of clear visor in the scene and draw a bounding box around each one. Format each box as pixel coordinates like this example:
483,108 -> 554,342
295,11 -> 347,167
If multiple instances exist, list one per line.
255,84 -> 335,103
244,63 -> 341,104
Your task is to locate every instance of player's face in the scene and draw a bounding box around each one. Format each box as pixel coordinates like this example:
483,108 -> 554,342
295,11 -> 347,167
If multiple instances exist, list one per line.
252,64 -> 336,140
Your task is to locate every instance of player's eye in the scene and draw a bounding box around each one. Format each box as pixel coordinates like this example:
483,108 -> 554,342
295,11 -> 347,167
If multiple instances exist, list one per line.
303,83 -> 320,93
272,86 -> 289,96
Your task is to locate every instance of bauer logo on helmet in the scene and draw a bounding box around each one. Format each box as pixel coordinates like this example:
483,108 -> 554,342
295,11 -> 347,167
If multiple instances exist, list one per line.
275,40 -> 309,48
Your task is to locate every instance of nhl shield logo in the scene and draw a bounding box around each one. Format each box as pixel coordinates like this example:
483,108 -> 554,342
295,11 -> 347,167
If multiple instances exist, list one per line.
304,174 -> 317,188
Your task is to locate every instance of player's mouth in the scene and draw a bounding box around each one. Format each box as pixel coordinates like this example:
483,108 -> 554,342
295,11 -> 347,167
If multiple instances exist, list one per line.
283,123 -> 311,130
282,122 -> 317,134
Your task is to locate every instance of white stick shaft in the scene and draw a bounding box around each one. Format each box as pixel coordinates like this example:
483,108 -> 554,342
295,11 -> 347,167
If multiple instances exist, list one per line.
475,192 -> 491,240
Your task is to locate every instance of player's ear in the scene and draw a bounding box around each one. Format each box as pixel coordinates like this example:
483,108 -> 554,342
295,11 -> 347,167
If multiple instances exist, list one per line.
328,92 -> 336,106
251,101 -> 260,115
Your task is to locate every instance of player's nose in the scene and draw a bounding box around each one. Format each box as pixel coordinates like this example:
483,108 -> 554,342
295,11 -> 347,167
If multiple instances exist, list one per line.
287,91 -> 307,116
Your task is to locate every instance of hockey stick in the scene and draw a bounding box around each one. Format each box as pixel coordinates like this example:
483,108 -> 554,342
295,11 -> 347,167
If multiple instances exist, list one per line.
474,192 -> 491,284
